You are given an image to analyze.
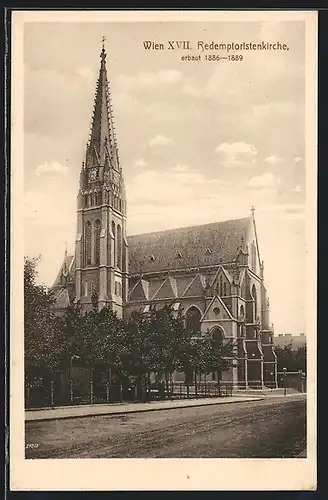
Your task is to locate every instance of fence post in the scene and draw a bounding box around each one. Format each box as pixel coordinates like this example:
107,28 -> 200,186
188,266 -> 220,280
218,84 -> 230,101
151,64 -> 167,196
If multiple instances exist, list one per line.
50,380 -> 54,407
90,374 -> 94,404
70,377 -> 74,404
119,380 -> 123,402
106,382 -> 110,403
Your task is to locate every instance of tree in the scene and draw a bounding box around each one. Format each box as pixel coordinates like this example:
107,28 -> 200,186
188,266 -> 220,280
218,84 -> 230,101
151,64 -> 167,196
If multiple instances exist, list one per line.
199,331 -> 236,380
275,343 -> 306,373
80,306 -> 126,373
123,309 -> 152,398
24,256 -> 56,382
147,305 -> 184,381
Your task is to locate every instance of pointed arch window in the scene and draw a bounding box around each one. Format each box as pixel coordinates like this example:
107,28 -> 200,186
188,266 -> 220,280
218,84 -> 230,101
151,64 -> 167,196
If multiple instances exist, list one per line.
185,306 -> 201,336
251,284 -> 257,322
112,221 -> 116,266
211,327 -> 224,381
84,220 -> 92,265
94,219 -> 101,266
219,276 -> 223,296
223,281 -> 227,296
117,224 -> 122,269
96,192 -> 102,206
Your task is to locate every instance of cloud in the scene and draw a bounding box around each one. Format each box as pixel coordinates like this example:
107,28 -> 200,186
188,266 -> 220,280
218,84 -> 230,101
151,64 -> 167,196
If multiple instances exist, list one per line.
247,172 -> 280,190
171,163 -> 194,173
266,203 -> 305,221
134,158 -> 148,169
215,142 -> 258,166
116,70 -> 182,93
294,156 -> 303,164
75,66 -> 94,82
35,160 -> 69,176
148,135 -> 174,147
127,164 -> 227,208
264,154 -> 283,164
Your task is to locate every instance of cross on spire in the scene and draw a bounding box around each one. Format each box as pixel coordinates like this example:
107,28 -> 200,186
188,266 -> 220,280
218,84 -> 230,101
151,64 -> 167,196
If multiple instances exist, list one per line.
101,36 -> 106,49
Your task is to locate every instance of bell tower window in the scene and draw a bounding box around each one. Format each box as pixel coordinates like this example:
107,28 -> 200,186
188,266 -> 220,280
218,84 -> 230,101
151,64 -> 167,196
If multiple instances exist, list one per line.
112,221 -> 116,266
94,219 -> 101,266
84,220 -> 92,266
117,224 -> 122,269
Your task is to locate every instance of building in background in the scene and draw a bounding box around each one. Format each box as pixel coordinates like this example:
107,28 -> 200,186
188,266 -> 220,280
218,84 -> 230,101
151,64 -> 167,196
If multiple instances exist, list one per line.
274,333 -> 306,350
51,45 -> 277,389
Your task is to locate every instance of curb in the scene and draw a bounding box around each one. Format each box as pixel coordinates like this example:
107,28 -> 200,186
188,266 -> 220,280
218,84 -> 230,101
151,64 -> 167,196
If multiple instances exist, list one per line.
25,396 -> 265,422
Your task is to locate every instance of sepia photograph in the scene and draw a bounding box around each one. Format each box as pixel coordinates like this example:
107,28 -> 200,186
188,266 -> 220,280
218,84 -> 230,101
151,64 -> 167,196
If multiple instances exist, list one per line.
10,9 -> 317,491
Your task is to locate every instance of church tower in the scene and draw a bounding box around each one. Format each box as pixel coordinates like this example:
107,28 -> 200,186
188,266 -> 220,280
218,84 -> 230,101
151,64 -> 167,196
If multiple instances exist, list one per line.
74,42 -> 128,317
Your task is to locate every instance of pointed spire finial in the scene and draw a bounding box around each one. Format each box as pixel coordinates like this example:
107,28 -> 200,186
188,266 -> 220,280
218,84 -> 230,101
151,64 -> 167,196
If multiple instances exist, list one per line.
64,240 -> 68,258
101,36 -> 107,61
251,205 -> 255,217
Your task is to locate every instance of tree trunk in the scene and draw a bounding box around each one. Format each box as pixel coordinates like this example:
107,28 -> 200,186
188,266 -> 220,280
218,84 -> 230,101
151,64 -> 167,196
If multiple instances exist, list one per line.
106,381 -> 110,403
186,365 -> 190,399
69,357 -> 73,405
90,367 -> 94,404
50,380 -> 54,407
119,375 -> 123,402
165,371 -> 169,393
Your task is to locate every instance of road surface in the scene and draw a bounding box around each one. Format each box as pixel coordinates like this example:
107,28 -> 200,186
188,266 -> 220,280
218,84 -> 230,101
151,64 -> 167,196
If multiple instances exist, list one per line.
25,395 -> 306,459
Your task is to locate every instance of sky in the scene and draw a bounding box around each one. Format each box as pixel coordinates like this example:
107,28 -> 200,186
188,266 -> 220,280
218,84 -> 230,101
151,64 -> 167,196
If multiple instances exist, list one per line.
23,20 -> 307,335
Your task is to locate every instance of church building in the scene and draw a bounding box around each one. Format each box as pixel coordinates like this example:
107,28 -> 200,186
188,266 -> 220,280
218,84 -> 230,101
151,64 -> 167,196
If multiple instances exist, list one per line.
52,45 -> 277,389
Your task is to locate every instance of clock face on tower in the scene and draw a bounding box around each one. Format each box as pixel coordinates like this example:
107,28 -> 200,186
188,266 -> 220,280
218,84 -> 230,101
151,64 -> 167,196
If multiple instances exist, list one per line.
88,168 -> 97,182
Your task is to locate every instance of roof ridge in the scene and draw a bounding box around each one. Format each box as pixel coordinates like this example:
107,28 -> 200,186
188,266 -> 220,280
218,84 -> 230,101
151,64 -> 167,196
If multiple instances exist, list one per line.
127,216 -> 250,238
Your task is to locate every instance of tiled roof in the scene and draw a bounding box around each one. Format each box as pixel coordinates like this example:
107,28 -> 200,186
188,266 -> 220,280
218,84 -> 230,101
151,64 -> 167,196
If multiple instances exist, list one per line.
127,217 -> 251,275
52,254 -> 75,287
52,287 -> 71,309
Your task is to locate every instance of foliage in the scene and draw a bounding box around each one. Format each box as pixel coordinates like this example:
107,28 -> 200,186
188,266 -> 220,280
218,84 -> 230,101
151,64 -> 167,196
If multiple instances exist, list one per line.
275,343 -> 306,373
24,256 -> 58,380
24,256 -> 237,389
80,306 -> 126,373
198,331 -> 236,376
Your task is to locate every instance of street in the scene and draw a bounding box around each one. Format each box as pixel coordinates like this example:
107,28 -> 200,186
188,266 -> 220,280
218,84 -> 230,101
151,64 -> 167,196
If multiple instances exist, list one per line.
25,395 -> 306,459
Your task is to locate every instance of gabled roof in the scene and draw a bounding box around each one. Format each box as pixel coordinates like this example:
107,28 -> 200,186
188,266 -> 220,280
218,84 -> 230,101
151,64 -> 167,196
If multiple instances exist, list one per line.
52,287 -> 71,310
128,279 -> 149,301
201,294 -> 235,322
183,274 -> 206,297
52,254 -> 75,288
210,265 -> 233,287
153,275 -> 177,300
127,217 -> 251,275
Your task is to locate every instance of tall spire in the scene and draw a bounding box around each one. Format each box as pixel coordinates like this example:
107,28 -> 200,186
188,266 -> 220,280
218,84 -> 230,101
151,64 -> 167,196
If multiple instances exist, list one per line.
86,39 -> 119,171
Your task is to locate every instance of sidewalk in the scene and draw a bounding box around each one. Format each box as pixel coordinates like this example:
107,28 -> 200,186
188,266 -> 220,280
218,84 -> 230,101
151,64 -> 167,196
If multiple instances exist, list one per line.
25,395 -> 264,422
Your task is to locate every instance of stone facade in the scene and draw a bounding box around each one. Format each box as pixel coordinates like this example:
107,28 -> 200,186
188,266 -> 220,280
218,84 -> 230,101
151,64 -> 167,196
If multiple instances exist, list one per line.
52,47 -> 277,389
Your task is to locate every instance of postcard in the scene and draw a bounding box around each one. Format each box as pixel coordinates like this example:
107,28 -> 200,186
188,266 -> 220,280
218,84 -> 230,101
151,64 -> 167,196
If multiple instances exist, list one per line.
10,9 -> 317,491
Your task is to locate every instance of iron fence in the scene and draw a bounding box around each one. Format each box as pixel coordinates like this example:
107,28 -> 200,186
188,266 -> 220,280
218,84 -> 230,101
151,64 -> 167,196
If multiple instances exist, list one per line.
25,380 -> 233,409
